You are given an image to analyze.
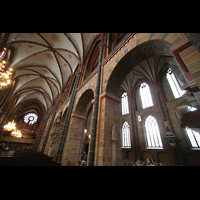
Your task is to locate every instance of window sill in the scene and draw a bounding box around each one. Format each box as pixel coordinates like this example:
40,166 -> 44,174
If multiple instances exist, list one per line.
146,147 -> 163,150
191,148 -> 200,151
121,113 -> 130,116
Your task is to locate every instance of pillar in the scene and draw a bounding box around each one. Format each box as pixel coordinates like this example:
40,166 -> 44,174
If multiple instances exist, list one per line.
129,98 -> 138,159
41,98 -> 60,153
33,111 -> 51,151
111,123 -> 117,166
87,36 -> 104,166
111,140 -> 117,166
55,71 -> 81,163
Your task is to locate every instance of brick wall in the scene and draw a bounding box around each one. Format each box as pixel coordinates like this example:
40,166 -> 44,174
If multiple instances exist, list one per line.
61,115 -> 85,165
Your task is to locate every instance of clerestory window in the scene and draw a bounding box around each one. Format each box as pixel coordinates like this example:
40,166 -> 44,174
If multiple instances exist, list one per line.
140,82 -> 153,109
185,127 -> 200,148
166,68 -> 186,99
121,92 -> 129,115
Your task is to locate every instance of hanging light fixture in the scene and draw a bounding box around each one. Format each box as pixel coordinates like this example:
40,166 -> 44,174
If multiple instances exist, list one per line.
4,120 -> 22,138
4,120 -> 16,131
0,52 -> 13,89
11,130 -> 22,138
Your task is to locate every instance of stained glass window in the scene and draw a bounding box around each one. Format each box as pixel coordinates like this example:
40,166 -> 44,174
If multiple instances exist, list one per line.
24,113 -> 38,125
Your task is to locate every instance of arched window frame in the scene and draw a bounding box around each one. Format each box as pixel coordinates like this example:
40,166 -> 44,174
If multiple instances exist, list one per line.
121,121 -> 131,148
121,92 -> 129,115
185,127 -> 200,148
144,115 -> 163,149
139,82 -> 153,109
166,68 -> 186,99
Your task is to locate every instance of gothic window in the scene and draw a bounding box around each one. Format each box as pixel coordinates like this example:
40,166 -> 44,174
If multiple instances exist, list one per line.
0,50 -> 4,58
145,115 -> 163,148
121,121 -> 131,148
185,127 -> 200,148
121,92 -> 129,115
166,68 -> 186,98
24,113 -> 38,125
140,82 -> 153,109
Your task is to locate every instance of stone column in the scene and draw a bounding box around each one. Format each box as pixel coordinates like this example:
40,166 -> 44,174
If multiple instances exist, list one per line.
87,36 -> 104,166
111,123 -> 117,166
129,99 -> 138,159
33,111 -> 51,151
40,98 -> 60,153
55,71 -> 81,163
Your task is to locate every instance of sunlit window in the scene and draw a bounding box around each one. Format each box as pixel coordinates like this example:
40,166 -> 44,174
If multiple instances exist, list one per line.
145,115 -> 163,148
0,51 -> 4,58
121,92 -> 129,115
185,127 -> 200,148
188,106 -> 197,112
121,121 -> 131,148
166,68 -> 186,98
140,82 -> 153,109
24,113 -> 38,125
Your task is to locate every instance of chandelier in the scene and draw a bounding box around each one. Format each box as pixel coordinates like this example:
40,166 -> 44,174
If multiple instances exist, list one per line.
11,130 -> 22,138
4,120 -> 16,131
0,62 -> 13,89
0,50 -> 13,90
3,120 -> 22,138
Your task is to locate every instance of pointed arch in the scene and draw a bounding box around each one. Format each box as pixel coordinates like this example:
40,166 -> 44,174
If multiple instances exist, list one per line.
121,92 -> 129,115
139,82 -> 153,109
121,121 -> 131,148
145,115 -> 163,148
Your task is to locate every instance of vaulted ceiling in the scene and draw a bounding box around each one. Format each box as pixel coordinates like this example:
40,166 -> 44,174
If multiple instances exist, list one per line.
5,33 -> 100,116
120,55 -> 174,95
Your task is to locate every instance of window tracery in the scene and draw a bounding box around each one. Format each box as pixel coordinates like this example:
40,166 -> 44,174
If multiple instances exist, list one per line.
121,92 -> 129,115
24,113 -> 38,125
121,121 -> 131,148
145,115 -> 163,148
